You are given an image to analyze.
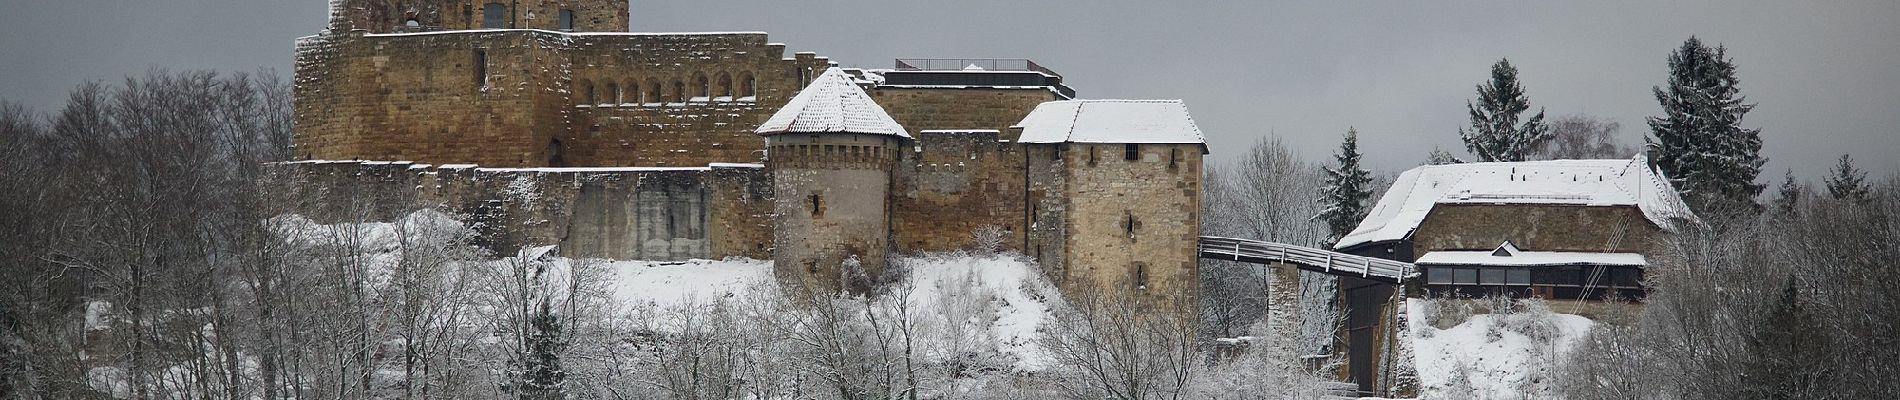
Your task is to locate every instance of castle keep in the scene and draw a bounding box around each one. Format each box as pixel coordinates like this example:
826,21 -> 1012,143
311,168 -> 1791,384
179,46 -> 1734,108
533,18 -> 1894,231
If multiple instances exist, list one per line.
288,0 -> 1206,299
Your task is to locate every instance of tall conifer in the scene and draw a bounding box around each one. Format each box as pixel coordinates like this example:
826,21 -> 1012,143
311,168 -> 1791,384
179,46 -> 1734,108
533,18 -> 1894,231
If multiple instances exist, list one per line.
1318,128 -> 1373,245
1460,59 -> 1551,162
1647,37 -> 1766,212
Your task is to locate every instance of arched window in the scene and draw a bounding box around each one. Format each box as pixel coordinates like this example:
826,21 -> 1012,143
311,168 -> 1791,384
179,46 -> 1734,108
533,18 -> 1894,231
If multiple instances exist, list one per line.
647,80 -> 663,104
693,73 -> 710,101
740,71 -> 756,99
604,82 -> 619,105
634,78 -> 649,103
482,3 -> 506,29
671,80 -> 686,103
717,73 -> 734,100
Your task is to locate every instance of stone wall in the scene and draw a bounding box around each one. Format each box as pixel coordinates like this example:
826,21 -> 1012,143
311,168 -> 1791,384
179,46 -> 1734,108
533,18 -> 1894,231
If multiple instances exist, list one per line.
890,130 -> 1028,253
870,87 -> 1060,141
1037,142 -> 1204,303
294,30 -> 830,168
563,37 -> 828,167
1411,204 -> 1662,256
270,161 -> 771,261
766,133 -> 903,294
329,0 -> 629,33
872,87 -> 1059,255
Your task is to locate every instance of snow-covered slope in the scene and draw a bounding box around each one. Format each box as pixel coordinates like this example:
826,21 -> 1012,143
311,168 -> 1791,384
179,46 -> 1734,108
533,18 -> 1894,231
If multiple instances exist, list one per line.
1408,299 -> 1594,399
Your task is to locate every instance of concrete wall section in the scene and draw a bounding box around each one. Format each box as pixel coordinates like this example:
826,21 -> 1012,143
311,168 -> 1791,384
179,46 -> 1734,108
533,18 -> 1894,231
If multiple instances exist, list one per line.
270,161 -> 771,261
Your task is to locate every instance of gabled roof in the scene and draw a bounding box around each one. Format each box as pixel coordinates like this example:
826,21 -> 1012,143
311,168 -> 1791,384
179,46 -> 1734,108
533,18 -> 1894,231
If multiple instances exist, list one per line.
1334,154 -> 1699,251
1013,100 -> 1206,148
756,67 -> 909,138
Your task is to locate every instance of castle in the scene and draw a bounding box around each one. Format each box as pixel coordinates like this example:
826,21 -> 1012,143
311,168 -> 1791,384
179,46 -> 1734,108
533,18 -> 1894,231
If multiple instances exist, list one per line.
288,0 -> 1208,300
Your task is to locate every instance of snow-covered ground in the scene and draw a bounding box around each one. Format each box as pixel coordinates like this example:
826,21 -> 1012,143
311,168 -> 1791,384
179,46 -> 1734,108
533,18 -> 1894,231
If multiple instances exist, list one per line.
593,252 -> 1057,372
1407,299 -> 1594,399
599,258 -> 774,307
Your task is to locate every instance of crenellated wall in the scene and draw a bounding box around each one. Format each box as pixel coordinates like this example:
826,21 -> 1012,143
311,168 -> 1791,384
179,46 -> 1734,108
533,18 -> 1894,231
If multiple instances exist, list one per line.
329,0 -> 629,34
294,30 -> 831,168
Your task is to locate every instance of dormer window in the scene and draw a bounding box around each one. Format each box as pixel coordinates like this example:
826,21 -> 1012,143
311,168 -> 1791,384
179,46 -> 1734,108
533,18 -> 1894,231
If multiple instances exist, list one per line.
559,9 -> 575,31
1492,241 -> 1520,257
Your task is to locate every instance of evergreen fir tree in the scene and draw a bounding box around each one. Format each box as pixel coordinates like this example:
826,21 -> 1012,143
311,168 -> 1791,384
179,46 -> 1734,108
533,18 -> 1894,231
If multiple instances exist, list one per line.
1773,169 -> 1800,214
1425,146 -> 1465,166
1459,58 -> 1551,162
517,301 -> 567,399
1825,154 -> 1870,202
1317,128 -> 1373,244
1742,276 -> 1830,399
1647,37 -> 1767,212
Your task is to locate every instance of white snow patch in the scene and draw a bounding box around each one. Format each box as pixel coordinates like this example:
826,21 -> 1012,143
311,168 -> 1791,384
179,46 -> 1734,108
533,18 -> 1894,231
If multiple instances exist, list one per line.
88,367 -> 130,399
1014,100 -> 1207,145
1408,299 -> 1594,400
602,258 -> 774,308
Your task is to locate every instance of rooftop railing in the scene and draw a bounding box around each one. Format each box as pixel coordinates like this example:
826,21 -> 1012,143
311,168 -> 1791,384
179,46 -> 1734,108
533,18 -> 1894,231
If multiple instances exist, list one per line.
893,58 -> 1062,78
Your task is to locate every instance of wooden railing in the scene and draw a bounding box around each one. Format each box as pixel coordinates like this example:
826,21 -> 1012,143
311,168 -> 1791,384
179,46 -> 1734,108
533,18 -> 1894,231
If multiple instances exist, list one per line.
1197,236 -> 1414,284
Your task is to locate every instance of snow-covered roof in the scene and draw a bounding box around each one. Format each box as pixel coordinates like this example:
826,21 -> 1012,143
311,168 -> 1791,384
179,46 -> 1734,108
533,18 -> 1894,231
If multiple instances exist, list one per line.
1416,249 -> 1647,267
1013,100 -> 1207,146
1334,154 -> 1698,250
755,67 -> 909,138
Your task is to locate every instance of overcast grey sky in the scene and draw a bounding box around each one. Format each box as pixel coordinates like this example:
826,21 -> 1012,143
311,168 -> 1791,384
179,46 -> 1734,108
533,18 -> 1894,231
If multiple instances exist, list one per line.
3,1 -> 1895,183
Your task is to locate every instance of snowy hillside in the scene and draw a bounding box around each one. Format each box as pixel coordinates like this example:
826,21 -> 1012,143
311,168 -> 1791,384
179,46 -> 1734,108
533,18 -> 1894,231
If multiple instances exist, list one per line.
1407,298 -> 1594,399
593,252 -> 1057,373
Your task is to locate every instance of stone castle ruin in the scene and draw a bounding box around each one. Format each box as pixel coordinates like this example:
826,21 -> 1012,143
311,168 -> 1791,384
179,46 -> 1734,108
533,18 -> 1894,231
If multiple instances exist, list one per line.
286,0 -> 1209,299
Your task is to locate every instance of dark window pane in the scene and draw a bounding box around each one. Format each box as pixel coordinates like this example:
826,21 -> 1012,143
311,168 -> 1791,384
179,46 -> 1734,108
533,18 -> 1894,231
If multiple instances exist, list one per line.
482,3 -> 506,29
559,10 -> 575,31
1480,269 -> 1506,285
1507,269 -> 1531,285
1427,268 -> 1452,284
1454,269 -> 1478,285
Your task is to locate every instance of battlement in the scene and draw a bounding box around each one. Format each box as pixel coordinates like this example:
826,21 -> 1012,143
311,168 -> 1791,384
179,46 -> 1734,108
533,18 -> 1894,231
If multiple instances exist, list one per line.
329,0 -> 629,34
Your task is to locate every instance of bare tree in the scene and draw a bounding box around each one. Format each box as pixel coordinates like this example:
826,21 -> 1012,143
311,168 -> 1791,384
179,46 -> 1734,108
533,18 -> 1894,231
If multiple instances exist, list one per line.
1535,114 -> 1633,160
1040,289 -> 1200,400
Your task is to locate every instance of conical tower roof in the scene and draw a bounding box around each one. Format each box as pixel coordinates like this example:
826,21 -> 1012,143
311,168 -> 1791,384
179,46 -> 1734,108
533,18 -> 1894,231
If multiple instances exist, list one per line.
756,68 -> 910,138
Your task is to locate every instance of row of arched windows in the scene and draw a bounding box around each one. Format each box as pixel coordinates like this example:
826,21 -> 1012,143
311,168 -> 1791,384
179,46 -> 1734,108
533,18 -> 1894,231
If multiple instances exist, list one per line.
576,71 -> 758,106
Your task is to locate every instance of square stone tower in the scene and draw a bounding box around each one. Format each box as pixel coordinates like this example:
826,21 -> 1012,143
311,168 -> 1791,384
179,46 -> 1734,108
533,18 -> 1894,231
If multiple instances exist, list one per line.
1016,100 -> 1208,305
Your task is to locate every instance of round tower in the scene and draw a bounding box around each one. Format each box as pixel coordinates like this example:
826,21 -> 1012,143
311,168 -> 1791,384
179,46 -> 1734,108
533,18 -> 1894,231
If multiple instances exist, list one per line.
756,68 -> 911,295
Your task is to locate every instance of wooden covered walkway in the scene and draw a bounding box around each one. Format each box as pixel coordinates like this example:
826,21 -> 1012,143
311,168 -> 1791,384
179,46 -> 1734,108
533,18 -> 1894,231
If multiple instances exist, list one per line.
1197,236 -> 1414,284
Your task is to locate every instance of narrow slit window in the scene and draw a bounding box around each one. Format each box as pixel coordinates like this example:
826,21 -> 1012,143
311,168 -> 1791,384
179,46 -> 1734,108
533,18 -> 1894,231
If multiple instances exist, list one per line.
1134,263 -> 1149,290
809,194 -> 824,218
559,9 -> 575,31
1169,148 -> 1180,170
473,49 -> 488,88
